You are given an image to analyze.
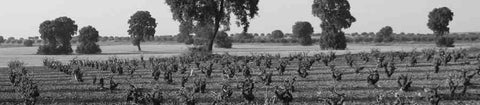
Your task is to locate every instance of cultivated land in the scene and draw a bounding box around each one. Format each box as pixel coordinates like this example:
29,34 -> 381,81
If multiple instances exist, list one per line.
2,43 -> 480,104
0,43 -> 478,67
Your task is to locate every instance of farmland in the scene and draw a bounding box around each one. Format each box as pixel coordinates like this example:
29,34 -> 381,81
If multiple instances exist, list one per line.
2,43 -> 480,105
0,43 -> 478,67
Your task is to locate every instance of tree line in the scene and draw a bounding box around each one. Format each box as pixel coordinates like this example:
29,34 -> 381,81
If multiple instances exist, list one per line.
0,0 -> 457,55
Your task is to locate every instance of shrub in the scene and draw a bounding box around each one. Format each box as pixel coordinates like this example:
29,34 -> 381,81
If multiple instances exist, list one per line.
233,32 -> 254,40
270,30 -> 284,39
320,32 -> 347,50
215,31 -> 232,48
76,42 -> 102,54
299,36 -> 313,46
23,40 -> 34,47
436,37 -> 455,47
37,45 -> 72,55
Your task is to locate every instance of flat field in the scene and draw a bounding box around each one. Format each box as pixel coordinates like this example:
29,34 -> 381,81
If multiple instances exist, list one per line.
0,42 -> 478,67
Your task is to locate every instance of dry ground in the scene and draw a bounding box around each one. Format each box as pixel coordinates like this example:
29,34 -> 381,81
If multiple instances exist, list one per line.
0,42 -> 478,67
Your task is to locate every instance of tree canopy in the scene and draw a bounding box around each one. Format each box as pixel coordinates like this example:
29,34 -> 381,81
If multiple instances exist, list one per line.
128,11 -> 157,51
37,16 -> 78,55
271,30 -> 284,39
165,0 -> 259,52
292,21 -> 314,46
374,26 -> 394,43
312,0 -> 356,50
428,7 -> 454,36
76,26 -> 101,54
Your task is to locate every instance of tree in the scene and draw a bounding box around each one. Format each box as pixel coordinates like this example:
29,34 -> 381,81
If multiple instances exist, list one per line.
270,30 -> 284,39
177,22 -> 194,44
76,26 -> 101,54
215,31 -> 232,48
233,32 -> 254,40
292,22 -> 314,46
128,11 -> 157,51
374,26 -> 394,43
37,16 -> 78,55
0,36 -> 4,45
312,0 -> 356,50
427,7 -> 454,47
23,40 -> 34,47
165,0 -> 259,52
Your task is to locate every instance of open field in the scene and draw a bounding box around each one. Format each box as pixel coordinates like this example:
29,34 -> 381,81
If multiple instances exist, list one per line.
2,43 -> 480,104
0,43 -> 479,67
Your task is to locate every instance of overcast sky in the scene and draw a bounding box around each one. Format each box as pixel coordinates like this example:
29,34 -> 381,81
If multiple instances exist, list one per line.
0,0 -> 479,38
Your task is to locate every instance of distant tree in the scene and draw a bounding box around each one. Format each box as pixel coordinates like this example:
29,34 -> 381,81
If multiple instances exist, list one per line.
128,11 -> 157,51
428,7 -> 454,47
351,32 -> 359,36
292,21 -> 314,46
234,32 -> 254,40
215,31 -> 232,48
0,36 -> 4,45
23,40 -> 34,47
313,0 -> 356,50
360,32 -> 368,36
165,0 -> 260,52
270,30 -> 284,39
374,26 -> 394,43
76,26 -> 101,54
37,16 -> 78,55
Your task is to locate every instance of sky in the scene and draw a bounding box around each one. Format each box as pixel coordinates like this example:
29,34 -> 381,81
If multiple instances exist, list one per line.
0,0 -> 479,38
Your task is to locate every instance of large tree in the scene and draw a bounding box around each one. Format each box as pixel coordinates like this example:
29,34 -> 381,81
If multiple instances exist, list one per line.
76,26 -> 101,54
374,26 -> 394,43
312,0 -> 356,50
428,7 -> 454,47
128,11 -> 157,51
292,21 -> 314,46
165,0 -> 260,52
37,16 -> 78,55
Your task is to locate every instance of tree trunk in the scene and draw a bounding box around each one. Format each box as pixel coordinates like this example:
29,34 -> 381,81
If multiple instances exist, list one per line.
137,43 -> 142,51
207,0 -> 225,52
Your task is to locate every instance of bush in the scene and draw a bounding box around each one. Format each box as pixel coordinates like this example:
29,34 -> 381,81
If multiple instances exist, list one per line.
320,32 -> 347,50
299,36 -> 313,46
37,45 -> 56,55
37,45 -> 73,55
270,30 -> 284,39
23,40 -> 34,47
215,31 -> 232,48
76,42 -> 102,54
436,37 -> 455,47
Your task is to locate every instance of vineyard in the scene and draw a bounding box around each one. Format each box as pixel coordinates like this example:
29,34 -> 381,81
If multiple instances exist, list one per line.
2,48 -> 480,105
